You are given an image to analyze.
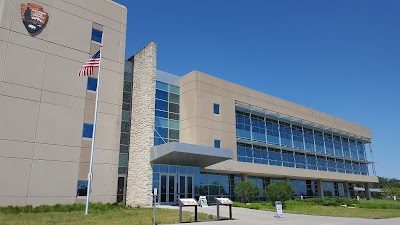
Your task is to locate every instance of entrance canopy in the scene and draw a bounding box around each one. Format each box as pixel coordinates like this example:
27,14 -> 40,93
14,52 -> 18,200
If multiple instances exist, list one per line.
150,142 -> 233,168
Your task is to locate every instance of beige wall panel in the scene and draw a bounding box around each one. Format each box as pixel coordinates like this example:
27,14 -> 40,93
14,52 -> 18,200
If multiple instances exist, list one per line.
180,89 -> 196,121
180,71 -> 196,86
0,42 -> 5,81
93,0 -> 126,25
61,0 -> 94,11
181,80 -> 196,95
94,113 -> 118,150
90,196 -> 115,203
10,0 -> 53,41
33,143 -> 80,162
93,149 -> 113,164
80,147 -> 90,163
234,93 -> 253,106
91,164 -> 112,196
220,97 -> 235,125
197,81 -> 220,96
180,117 -> 196,130
98,69 -> 123,105
102,27 -> 123,62
197,71 -> 221,87
0,157 -> 31,196
0,28 -> 9,41
110,165 -> 118,194
111,151 -> 119,165
48,43 -> 88,63
219,87 -> 235,99
41,90 -> 86,110
0,82 -> 42,102
0,0 -> 15,29
113,116 -> 121,151
0,197 -> 28,207
49,8 -> 91,52
3,44 -> 46,89
101,58 -> 124,74
54,0 -> 92,21
27,197 -> 76,207
196,117 -> 214,130
98,101 -> 119,115
196,126 -> 214,147
34,0 -> 55,7
0,139 -> 34,159
221,131 -> 237,156
249,98 -> 266,110
35,103 -> 83,147
221,122 -> 235,133
220,79 -> 239,93
180,127 -> 197,145
42,54 -> 87,98
29,160 -> 78,197
0,96 -> 40,142
9,31 -> 48,52
249,89 -> 268,102
195,90 -> 215,120
78,162 -> 89,180
93,14 -> 121,33
83,98 -> 95,124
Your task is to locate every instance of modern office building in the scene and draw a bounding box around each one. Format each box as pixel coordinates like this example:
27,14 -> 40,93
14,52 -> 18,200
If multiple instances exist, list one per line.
118,43 -> 378,207
0,0 -> 127,206
0,1 -> 378,208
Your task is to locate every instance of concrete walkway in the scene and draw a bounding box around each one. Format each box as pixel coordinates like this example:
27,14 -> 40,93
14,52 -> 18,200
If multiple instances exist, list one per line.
159,205 -> 400,225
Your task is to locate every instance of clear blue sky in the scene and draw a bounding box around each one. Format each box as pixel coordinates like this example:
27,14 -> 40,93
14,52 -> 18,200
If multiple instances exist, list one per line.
115,0 -> 400,179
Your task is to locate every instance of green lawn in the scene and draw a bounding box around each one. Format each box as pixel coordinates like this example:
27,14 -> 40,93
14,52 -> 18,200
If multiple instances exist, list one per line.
234,199 -> 400,219
0,207 -> 213,225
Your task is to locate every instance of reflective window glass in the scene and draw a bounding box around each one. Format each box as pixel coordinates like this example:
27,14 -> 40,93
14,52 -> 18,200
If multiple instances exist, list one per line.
156,81 -> 168,91
87,77 -> 97,91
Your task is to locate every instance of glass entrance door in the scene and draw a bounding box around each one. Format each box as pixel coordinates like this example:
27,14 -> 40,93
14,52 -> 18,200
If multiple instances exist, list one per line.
178,175 -> 194,199
160,174 -> 176,205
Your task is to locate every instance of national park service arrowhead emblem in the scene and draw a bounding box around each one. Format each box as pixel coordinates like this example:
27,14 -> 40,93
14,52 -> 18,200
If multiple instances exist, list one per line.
21,3 -> 49,34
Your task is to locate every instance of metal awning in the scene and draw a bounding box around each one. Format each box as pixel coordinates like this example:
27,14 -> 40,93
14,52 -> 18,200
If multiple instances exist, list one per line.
150,142 -> 233,168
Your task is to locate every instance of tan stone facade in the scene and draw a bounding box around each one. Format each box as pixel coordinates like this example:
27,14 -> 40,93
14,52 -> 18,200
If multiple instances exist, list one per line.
0,0 -> 126,206
126,42 -> 157,207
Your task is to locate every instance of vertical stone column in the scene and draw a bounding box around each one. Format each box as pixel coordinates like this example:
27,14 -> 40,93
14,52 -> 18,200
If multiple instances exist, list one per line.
126,42 -> 157,207
317,180 -> 324,198
364,183 -> 371,200
344,182 -> 350,198
241,174 -> 248,182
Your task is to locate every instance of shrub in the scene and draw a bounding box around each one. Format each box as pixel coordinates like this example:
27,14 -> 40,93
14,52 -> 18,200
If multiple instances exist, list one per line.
264,181 -> 294,205
299,197 -> 357,206
234,181 -> 259,203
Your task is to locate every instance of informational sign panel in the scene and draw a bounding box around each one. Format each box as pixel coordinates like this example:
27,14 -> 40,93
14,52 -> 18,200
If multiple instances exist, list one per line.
275,201 -> 283,218
199,196 -> 208,207
215,198 -> 233,205
394,196 -> 397,201
179,198 -> 199,206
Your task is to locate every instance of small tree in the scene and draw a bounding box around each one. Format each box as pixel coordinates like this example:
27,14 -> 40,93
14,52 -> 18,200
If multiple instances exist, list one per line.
264,181 -> 294,205
234,181 -> 259,203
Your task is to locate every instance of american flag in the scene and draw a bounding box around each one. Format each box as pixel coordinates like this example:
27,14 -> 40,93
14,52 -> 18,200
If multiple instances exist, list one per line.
78,50 -> 101,76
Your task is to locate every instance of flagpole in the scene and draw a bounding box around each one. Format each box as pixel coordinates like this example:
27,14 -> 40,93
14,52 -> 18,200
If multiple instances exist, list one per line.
85,37 -> 103,216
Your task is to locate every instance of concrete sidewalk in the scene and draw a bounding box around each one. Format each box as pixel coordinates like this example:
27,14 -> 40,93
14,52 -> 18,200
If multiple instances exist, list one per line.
159,205 -> 400,225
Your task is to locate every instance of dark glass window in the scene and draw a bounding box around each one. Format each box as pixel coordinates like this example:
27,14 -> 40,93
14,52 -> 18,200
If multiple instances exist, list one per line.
292,125 -> 304,149
77,180 -> 88,196
91,28 -> 103,43
156,89 -> 168,101
82,123 -> 94,138
169,102 -> 179,114
169,112 -> 179,120
279,122 -> 292,147
266,119 -> 279,145
169,93 -> 180,103
214,103 -> 220,115
155,126 -> 168,138
169,129 -> 179,140
123,81 -> 132,93
303,128 -> 315,151
214,139 -> 221,148
122,103 -> 131,111
155,99 -> 168,111
121,121 -> 130,133
156,81 -> 168,91
251,115 -> 266,142
87,77 -> 97,91
120,133 -> 130,145
155,110 -> 168,118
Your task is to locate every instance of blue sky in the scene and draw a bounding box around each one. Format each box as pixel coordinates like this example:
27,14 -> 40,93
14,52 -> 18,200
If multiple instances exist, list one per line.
115,0 -> 400,179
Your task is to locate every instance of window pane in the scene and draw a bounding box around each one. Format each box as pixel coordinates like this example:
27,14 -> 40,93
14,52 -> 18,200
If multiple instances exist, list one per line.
122,111 -> 131,122
169,120 -> 179,130
156,81 -> 168,91
123,81 -> 132,93
82,123 -> 94,138
77,180 -> 88,196
155,99 -> 168,111
120,133 -> 130,145
169,102 -> 179,113
124,72 -> 132,82
87,77 -> 97,91
169,85 -> 180,94
156,89 -> 168,101
155,117 -> 168,127
155,110 -> 168,118
121,121 -> 130,133
122,103 -> 131,111
91,28 -> 102,43
214,103 -> 220,115
169,129 -> 179,140
119,153 -> 128,167
214,140 -> 221,148
169,93 -> 180,103
169,112 -> 179,120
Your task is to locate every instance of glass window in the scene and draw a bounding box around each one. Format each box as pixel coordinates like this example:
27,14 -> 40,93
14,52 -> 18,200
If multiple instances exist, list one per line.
121,121 -> 130,133
279,122 -> 292,147
342,138 -> 351,158
314,131 -> 325,153
122,111 -> 131,122
357,142 -> 366,161
295,152 -> 306,169
156,81 -> 168,91
251,115 -> 266,142
82,123 -> 94,138
214,139 -> 221,148
317,156 -> 327,171
155,99 -> 168,111
324,133 -> 334,155
169,85 -> 180,94
169,102 -> 179,113
214,103 -> 220,115
77,180 -> 88,196
155,117 -> 168,127
124,72 -> 132,82
282,150 -> 294,167
169,120 -> 179,130
122,103 -> 131,111
350,140 -> 358,160
155,126 -> 168,138
155,110 -> 168,118
169,112 -> 179,120
169,129 -> 179,140
123,92 -> 132,104
303,128 -> 315,151
266,119 -> 280,145
87,77 -> 97,91
120,145 -> 129,153
123,81 -> 132,93
156,89 -> 168,101
91,28 -> 102,43
292,125 -> 304,149
169,93 -> 180,103
333,136 -> 343,156
118,153 -> 128,167
120,133 -> 130,145
306,154 -> 317,170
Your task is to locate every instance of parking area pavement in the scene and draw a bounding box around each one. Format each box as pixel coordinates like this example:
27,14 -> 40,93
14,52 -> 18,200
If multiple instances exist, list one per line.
159,205 -> 400,225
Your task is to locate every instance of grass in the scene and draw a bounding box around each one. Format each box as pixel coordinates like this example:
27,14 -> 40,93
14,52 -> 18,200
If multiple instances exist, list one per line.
0,203 -> 214,225
233,198 -> 400,219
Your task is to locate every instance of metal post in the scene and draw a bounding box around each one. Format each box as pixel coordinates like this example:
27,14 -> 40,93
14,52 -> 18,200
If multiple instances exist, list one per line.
195,205 -> 198,222
85,38 -> 103,216
179,202 -> 182,223
153,194 -> 156,225
229,205 -> 232,220
217,201 -> 220,220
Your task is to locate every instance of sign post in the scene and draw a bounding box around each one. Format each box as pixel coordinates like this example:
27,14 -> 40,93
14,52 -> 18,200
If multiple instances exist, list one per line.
275,201 -> 283,218
178,198 -> 199,223
215,198 -> 233,220
153,188 -> 157,225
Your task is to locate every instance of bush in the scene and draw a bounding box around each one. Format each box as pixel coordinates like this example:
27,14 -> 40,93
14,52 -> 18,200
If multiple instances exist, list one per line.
234,181 -> 259,203
264,181 -> 294,205
0,203 -> 123,214
300,197 -> 357,206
